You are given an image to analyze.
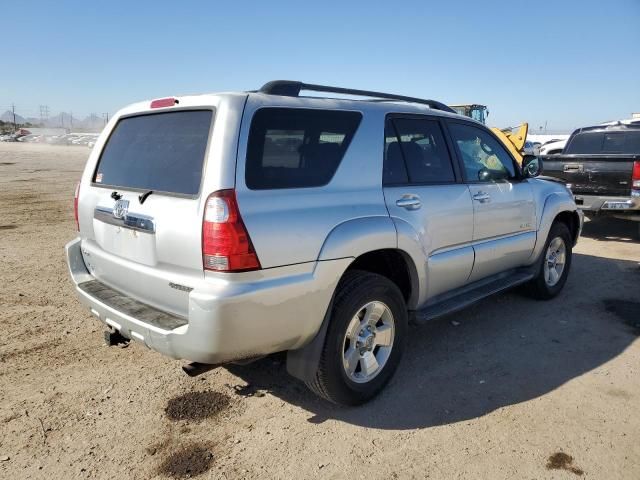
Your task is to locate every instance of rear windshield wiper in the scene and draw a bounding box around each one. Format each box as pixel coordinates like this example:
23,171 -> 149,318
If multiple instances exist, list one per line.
139,190 -> 154,204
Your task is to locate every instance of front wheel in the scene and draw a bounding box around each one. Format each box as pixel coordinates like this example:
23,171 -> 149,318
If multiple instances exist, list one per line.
306,270 -> 408,405
528,222 -> 573,299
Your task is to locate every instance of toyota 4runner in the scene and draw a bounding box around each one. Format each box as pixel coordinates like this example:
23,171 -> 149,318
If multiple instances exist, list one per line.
66,81 -> 583,405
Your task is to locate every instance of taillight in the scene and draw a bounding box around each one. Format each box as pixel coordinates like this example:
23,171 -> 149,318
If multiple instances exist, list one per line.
74,181 -> 80,231
202,190 -> 260,272
150,97 -> 178,108
632,161 -> 640,189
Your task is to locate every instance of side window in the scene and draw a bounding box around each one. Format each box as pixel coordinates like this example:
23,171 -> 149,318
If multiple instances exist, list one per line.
449,123 -> 516,182
384,117 -> 455,184
246,108 -> 362,189
383,119 -> 408,184
565,132 -> 604,154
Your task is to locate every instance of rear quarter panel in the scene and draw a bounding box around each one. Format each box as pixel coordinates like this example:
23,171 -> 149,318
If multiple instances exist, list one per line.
234,95 -> 391,268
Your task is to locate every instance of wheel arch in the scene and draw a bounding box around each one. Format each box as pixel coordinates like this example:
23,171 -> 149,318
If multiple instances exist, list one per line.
288,216 -> 420,383
344,248 -> 419,309
530,192 -> 581,262
553,210 -> 581,246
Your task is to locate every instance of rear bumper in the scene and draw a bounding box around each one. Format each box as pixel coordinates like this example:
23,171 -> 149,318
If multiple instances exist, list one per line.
65,237 -> 349,364
573,193 -> 640,216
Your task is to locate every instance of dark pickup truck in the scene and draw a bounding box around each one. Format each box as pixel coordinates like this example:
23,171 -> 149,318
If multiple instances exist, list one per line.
543,122 -> 640,232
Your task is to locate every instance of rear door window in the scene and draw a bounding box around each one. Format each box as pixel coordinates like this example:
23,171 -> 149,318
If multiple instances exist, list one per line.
245,108 -> 362,189
385,117 -> 455,184
93,110 -> 213,195
383,119 -> 409,185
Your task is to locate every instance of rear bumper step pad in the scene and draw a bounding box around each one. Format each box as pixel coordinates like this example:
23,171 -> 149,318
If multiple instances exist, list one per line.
78,280 -> 187,331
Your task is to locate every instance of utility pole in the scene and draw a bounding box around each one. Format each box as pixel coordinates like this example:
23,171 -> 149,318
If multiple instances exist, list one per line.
70,111 -> 73,130
102,112 -> 109,126
11,103 -> 17,131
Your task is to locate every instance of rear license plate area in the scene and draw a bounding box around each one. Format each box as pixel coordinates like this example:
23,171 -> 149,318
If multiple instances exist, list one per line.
602,201 -> 632,210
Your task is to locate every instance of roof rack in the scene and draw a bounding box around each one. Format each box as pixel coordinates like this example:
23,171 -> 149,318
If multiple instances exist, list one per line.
259,80 -> 455,114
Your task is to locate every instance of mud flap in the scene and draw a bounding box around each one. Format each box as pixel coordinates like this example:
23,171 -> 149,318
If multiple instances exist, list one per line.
286,299 -> 334,383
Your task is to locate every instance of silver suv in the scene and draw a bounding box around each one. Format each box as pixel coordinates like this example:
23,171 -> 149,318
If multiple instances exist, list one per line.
66,81 -> 583,405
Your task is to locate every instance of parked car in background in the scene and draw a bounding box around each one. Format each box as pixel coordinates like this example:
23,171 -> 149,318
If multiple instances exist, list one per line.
66,81 -> 582,405
543,122 -> 640,236
17,134 -> 42,143
70,134 -> 98,146
49,134 -> 76,145
540,139 -> 567,155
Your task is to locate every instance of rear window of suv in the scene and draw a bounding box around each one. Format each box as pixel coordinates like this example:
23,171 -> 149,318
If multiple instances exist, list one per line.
245,108 -> 362,189
93,110 -> 213,195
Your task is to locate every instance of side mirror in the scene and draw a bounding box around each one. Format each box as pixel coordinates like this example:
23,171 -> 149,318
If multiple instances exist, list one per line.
522,155 -> 542,178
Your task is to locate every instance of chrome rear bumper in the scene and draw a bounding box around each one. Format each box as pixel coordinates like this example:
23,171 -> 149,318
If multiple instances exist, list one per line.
574,193 -> 640,213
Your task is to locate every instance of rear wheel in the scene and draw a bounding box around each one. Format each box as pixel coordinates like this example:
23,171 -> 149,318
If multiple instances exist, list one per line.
528,222 -> 573,299
306,270 -> 408,405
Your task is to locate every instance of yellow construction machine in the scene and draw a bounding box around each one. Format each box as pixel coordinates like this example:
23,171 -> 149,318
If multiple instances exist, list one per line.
490,123 -> 528,165
450,103 -> 528,165
450,104 -> 489,124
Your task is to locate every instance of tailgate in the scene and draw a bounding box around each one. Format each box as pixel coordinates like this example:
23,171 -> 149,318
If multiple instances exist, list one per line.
543,154 -> 636,196
77,109 -> 214,316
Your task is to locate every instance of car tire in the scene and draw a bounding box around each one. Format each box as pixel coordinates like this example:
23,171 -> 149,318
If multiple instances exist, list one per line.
528,222 -> 573,300
306,270 -> 408,405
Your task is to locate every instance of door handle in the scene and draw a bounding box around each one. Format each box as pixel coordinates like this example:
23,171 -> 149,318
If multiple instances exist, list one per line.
563,164 -> 583,173
396,195 -> 421,210
472,192 -> 491,203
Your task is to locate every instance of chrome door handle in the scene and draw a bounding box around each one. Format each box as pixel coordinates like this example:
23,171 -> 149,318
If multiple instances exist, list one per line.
563,164 -> 583,173
396,195 -> 422,210
473,192 -> 491,203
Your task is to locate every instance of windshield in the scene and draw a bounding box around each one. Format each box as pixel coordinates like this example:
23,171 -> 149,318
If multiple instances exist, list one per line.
470,107 -> 486,124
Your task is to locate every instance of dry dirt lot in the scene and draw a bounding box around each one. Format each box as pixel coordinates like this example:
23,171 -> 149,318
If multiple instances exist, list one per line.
0,142 -> 639,480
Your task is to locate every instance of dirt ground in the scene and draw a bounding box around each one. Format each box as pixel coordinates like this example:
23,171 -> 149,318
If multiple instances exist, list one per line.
0,142 -> 638,480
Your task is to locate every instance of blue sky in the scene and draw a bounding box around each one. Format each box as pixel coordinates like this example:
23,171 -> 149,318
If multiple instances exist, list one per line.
2,0 -> 639,132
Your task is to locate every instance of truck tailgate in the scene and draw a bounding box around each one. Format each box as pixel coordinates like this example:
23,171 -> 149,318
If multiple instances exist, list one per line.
543,154 -> 638,196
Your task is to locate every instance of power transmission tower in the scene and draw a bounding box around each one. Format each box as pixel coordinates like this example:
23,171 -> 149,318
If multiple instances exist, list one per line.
102,112 -> 109,126
39,105 -> 50,125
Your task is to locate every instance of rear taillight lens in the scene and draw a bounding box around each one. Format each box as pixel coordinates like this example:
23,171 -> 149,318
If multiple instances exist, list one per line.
150,97 -> 178,108
73,181 -> 80,231
202,190 -> 260,272
632,161 -> 640,189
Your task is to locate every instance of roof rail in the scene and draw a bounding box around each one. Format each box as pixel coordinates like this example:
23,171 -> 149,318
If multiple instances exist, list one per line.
259,80 -> 455,114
